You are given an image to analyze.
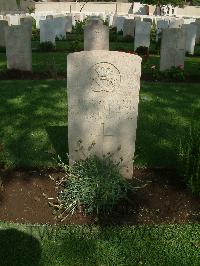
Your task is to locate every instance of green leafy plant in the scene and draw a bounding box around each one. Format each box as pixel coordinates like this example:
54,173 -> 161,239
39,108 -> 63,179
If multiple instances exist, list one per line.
48,156 -> 138,220
162,66 -> 185,81
69,40 -> 83,52
39,42 -> 56,52
177,123 -> 200,195
72,18 -> 88,35
149,24 -> 161,55
32,20 -> 40,41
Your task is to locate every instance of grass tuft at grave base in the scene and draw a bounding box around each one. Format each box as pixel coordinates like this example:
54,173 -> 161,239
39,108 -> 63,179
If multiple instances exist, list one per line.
0,80 -> 199,169
0,221 -> 199,265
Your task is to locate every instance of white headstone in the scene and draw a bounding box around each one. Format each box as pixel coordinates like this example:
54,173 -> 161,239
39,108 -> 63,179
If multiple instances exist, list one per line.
20,16 -> 32,38
67,51 -> 142,179
84,20 -> 109,51
5,25 -> 32,71
182,23 -> 197,55
160,28 -> 186,71
123,18 -> 135,38
53,16 -> 66,40
66,15 -> 72,33
134,21 -> 151,51
40,19 -> 56,44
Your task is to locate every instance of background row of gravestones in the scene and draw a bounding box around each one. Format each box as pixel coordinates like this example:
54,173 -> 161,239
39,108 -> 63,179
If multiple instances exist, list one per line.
0,14 -> 199,72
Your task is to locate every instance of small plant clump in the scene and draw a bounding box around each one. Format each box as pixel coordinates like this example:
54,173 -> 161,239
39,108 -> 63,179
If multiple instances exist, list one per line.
135,46 -> 149,57
72,18 -> 88,35
39,42 -> 56,52
162,66 -> 185,81
47,156 -> 138,221
177,123 -> 200,195
32,20 -> 40,41
69,40 -> 83,52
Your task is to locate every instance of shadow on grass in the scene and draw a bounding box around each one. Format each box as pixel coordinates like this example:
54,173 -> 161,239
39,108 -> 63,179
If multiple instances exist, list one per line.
0,80 -> 199,169
0,229 -> 41,266
46,125 -> 68,163
0,80 -> 67,168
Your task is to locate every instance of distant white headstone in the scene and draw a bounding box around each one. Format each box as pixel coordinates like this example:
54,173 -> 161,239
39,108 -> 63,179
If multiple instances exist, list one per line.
84,20 -> 109,51
134,21 -> 151,51
123,18 -> 135,38
182,23 -> 197,55
66,15 -> 72,33
53,16 -> 67,40
160,28 -> 186,71
116,16 -> 126,32
40,19 -> 56,44
5,25 -> 32,71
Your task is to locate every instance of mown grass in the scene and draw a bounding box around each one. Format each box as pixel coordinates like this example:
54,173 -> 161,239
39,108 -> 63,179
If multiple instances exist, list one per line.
0,80 -> 199,168
0,222 -> 199,266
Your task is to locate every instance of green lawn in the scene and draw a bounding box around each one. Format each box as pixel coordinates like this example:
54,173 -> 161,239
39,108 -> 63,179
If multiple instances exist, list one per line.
0,80 -> 199,168
0,40 -> 200,77
0,222 -> 199,266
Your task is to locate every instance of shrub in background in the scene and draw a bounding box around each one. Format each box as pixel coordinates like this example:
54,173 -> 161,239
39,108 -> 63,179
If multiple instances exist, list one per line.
162,66 -> 185,81
69,40 -> 83,52
177,123 -> 200,195
72,18 -> 88,35
48,156 -> 137,220
32,19 -> 40,41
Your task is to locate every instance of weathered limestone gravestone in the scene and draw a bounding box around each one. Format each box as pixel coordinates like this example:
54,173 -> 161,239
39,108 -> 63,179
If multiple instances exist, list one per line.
0,20 -> 8,47
40,19 -> 56,44
160,28 -> 186,71
84,20 -> 109,51
67,51 -> 142,179
5,25 -> 32,71
20,16 -> 32,38
182,23 -> 197,55
123,18 -> 135,38
134,21 -> 151,51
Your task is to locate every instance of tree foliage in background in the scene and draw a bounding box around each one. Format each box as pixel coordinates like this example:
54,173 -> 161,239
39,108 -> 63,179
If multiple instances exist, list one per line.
192,0 -> 200,6
140,0 -> 185,7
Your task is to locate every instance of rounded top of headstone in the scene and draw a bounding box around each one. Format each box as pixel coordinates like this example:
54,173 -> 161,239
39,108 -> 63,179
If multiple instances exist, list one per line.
87,18 -> 103,26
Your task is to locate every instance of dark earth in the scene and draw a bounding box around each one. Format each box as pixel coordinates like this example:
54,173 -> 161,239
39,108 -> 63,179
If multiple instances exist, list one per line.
0,167 -> 199,225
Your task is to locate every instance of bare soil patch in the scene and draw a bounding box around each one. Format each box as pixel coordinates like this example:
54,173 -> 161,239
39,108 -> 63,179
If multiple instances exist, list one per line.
0,168 -> 199,225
